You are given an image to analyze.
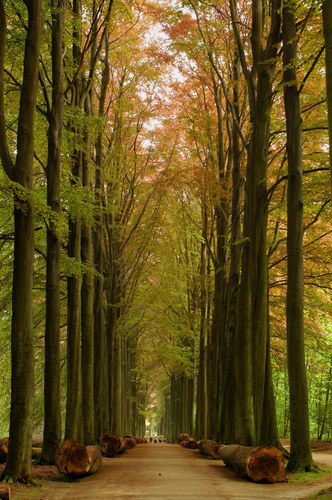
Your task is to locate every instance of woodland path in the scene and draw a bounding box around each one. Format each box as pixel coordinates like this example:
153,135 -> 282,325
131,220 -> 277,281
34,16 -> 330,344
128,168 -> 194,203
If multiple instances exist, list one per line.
17,444 -> 332,499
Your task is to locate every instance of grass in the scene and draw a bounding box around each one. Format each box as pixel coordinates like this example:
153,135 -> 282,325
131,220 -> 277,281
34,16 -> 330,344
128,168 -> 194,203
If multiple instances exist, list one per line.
287,467 -> 332,484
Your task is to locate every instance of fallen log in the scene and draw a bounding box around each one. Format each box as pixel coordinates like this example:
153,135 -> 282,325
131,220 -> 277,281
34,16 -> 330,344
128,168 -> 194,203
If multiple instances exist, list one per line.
135,437 -> 147,444
0,438 -> 9,463
117,437 -> 127,454
178,433 -> 189,443
181,438 -> 198,449
124,437 -> 136,449
0,485 -> 10,500
198,440 -> 221,459
218,444 -> 286,483
56,440 -> 102,476
100,434 -> 120,458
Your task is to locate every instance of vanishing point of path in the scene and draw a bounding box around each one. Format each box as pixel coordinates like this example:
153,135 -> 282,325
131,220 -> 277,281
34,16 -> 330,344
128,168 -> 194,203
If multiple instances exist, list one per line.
35,444 -> 332,499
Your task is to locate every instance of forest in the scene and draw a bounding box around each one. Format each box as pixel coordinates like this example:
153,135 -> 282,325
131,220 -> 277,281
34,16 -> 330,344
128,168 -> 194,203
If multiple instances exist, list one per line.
0,0 -> 331,484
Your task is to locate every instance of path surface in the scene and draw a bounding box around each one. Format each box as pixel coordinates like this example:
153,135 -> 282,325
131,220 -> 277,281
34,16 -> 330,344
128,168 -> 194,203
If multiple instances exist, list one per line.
38,444 -> 332,499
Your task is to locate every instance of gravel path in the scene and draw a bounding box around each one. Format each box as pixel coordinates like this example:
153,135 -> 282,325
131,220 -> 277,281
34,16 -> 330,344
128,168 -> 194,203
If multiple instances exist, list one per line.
17,443 -> 332,499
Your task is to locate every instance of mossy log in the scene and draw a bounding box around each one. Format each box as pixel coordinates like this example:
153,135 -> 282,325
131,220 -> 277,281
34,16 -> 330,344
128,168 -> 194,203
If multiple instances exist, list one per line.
0,485 -> 10,500
56,440 -> 102,476
198,440 -> 221,459
218,444 -> 286,483
0,438 -> 9,463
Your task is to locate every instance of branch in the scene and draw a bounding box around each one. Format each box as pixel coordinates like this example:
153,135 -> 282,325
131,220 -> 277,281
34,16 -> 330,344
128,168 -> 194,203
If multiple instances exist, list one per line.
299,45 -> 325,94
304,198 -> 331,232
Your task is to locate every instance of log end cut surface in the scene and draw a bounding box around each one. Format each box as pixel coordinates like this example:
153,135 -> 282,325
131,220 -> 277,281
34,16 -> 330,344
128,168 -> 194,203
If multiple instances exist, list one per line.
247,447 -> 286,483
56,440 -> 101,476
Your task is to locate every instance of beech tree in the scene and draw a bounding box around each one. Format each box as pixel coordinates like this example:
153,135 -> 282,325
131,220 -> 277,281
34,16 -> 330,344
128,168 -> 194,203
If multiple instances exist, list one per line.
0,0 -> 42,481
283,0 -> 315,471
323,0 -> 332,193
38,0 -> 66,465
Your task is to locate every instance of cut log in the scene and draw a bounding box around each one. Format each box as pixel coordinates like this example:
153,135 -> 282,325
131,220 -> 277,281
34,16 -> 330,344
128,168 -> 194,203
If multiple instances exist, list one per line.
135,437 -> 147,444
181,438 -> 198,449
100,434 -> 120,458
178,433 -> 189,443
0,438 -> 9,463
124,433 -> 135,441
199,440 -> 221,459
218,444 -> 286,483
117,437 -> 127,454
0,485 -> 10,500
56,440 -> 102,476
124,437 -> 136,449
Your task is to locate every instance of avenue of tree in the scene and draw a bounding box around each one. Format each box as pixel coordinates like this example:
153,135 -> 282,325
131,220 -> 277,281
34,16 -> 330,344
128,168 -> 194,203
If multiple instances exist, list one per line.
0,0 -> 331,483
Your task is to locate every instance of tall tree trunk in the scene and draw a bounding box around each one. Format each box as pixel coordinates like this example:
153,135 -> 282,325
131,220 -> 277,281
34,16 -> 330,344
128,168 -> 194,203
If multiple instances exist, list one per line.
208,82 -> 229,440
283,2 -> 315,472
195,243 -> 209,439
0,0 -> 42,481
81,93 -> 95,445
65,0 -> 84,441
93,32 -> 110,441
323,0 -> 332,193
230,0 -> 281,446
220,55 -> 243,444
40,0 -> 65,465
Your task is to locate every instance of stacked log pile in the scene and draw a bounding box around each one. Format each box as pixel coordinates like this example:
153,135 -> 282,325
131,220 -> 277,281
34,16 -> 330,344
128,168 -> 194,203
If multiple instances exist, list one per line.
218,444 -> 286,483
198,440 -> 221,459
56,440 -> 102,476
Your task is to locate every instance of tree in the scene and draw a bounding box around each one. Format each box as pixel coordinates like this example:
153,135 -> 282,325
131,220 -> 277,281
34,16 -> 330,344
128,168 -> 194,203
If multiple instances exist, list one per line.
323,0 -> 332,193
0,0 -> 42,481
283,0 -> 316,472
39,0 -> 66,465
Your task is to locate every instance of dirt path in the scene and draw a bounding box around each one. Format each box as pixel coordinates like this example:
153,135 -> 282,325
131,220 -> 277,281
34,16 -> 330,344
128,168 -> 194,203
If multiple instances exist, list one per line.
14,444 -> 332,499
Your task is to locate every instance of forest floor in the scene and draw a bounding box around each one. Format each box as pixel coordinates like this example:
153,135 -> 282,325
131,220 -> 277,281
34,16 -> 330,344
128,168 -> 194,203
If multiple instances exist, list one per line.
4,442 -> 332,499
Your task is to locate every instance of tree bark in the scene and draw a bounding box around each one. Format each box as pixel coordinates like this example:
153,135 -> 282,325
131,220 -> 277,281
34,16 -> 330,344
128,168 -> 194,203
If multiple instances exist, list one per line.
40,0 -> 65,465
283,1 -> 315,472
0,0 -> 42,482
